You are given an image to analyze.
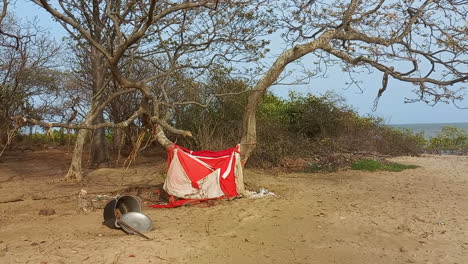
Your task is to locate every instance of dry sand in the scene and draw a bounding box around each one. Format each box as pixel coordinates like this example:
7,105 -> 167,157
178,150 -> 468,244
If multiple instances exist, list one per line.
0,150 -> 467,264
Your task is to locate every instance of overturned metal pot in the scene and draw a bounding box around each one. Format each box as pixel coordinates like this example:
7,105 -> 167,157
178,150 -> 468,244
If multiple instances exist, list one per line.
103,195 -> 153,238
103,195 -> 142,229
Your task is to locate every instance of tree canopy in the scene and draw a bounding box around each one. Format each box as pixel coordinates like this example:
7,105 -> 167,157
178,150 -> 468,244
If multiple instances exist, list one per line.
0,0 -> 466,180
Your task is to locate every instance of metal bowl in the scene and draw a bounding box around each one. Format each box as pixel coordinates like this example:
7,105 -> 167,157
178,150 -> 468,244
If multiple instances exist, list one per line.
116,212 -> 153,234
103,195 -> 142,229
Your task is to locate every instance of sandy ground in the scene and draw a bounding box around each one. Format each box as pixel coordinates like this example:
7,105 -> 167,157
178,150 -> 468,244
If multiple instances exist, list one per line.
0,149 -> 467,264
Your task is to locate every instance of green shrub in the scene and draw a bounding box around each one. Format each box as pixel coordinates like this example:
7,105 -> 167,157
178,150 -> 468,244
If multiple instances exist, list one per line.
427,126 -> 468,154
351,159 -> 418,172
16,129 -> 76,147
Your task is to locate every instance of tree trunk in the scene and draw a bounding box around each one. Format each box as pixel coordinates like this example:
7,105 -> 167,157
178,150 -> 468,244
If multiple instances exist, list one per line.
240,30 -> 335,163
0,132 -> 6,149
64,99 -> 105,181
64,92 -> 102,181
154,125 -> 173,148
64,128 -> 88,181
89,111 -> 109,168
113,127 -> 126,166
88,45 -> 110,168
235,152 -> 245,195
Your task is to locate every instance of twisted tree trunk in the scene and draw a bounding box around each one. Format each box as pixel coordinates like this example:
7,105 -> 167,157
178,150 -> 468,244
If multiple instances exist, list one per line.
64,128 -> 88,181
240,31 -> 334,163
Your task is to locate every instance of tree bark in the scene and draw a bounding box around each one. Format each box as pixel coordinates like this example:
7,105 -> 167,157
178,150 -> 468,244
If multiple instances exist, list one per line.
65,62 -> 107,180
89,111 -> 109,168
154,125 -> 173,149
88,43 -> 110,168
64,128 -> 88,181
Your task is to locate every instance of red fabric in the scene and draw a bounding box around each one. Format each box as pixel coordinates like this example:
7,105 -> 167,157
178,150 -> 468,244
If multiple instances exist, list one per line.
149,195 -> 226,208
158,144 -> 239,201
181,146 -> 239,198
176,149 -> 213,184
222,158 -> 238,197
175,145 -> 240,157
214,153 -> 238,197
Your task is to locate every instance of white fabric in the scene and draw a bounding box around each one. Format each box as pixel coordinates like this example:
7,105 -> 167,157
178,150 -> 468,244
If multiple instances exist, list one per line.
163,152 -> 199,198
221,153 -> 234,179
163,150 -> 224,199
196,169 -> 224,198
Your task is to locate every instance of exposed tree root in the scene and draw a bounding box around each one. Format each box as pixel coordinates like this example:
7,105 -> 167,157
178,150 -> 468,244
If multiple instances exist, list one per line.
123,131 -> 145,169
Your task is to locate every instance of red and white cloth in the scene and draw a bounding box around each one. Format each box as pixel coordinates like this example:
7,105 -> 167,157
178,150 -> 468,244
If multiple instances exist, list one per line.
151,144 -> 243,208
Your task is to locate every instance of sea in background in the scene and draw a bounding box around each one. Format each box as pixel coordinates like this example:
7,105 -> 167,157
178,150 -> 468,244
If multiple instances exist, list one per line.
389,122 -> 468,139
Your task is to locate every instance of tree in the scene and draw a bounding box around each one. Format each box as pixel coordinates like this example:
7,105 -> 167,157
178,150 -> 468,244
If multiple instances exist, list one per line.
25,0 -> 272,182
62,0 -> 115,175
0,0 -> 60,159
18,0 -> 467,185
239,0 -> 468,161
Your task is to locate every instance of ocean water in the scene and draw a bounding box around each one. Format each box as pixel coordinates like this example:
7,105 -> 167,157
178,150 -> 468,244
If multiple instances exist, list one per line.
389,122 -> 468,138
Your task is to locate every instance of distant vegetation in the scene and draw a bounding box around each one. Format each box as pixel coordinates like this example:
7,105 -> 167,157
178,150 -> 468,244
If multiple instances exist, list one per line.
16,130 -> 76,148
172,88 -> 467,171
8,84 -> 467,172
172,89 -> 429,171
426,127 -> 468,155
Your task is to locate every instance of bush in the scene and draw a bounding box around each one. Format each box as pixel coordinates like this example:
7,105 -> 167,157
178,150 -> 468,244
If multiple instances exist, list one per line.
168,72 -> 427,169
375,128 -> 427,155
255,92 -> 425,166
16,129 -> 76,148
427,126 -> 468,154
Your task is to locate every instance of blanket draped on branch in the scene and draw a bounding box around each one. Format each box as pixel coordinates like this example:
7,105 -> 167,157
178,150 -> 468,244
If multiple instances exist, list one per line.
151,144 -> 243,208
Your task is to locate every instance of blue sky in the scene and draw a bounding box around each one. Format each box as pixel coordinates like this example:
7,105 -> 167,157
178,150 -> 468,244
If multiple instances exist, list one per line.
15,1 -> 468,125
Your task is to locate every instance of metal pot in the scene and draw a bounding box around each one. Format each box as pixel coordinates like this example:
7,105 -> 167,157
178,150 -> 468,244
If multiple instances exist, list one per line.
103,195 -> 141,229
